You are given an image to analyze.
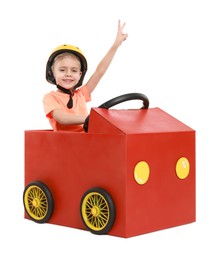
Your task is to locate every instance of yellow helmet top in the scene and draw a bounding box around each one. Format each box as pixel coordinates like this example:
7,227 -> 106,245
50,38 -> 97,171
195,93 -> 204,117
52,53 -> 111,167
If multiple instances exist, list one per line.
46,44 -> 88,87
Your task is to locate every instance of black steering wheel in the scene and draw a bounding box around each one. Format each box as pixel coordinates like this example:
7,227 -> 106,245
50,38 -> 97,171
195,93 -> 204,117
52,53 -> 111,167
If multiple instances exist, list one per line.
83,93 -> 149,132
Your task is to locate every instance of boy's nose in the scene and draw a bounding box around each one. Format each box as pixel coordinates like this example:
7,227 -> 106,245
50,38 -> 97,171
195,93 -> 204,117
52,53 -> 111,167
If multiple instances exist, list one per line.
66,70 -> 72,76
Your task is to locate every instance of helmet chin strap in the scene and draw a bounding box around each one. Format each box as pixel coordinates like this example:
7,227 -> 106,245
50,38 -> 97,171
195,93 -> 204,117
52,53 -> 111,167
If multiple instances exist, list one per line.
57,85 -> 75,109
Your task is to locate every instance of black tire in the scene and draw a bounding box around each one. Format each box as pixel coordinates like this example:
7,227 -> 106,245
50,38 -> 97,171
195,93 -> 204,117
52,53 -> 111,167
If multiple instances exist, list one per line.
23,181 -> 54,223
80,187 -> 116,235
83,93 -> 149,132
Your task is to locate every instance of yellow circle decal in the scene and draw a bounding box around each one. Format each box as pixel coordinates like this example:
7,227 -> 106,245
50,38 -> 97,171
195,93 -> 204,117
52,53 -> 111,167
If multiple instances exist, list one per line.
176,157 -> 190,179
134,161 -> 150,185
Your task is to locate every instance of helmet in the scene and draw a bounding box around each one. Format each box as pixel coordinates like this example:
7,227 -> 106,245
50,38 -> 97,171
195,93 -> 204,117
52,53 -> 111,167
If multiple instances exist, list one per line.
46,44 -> 88,87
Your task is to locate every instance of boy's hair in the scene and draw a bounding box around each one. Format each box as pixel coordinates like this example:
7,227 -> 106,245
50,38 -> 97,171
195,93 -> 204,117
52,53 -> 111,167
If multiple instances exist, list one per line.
51,52 -> 81,72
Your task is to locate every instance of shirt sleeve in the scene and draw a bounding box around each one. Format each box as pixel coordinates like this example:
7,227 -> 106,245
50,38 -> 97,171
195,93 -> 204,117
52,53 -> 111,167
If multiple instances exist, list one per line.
42,93 -> 61,117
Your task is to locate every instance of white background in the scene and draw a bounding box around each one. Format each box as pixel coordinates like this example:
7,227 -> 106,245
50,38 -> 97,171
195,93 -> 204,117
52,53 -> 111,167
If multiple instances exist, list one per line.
1,0 -> 217,259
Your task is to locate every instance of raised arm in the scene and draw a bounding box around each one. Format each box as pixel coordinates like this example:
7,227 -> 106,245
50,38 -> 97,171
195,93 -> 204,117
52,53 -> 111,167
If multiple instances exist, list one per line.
86,20 -> 128,94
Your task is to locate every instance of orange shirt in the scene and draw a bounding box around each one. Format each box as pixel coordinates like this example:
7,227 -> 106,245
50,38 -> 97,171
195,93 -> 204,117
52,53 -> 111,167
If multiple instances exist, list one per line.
43,85 -> 91,132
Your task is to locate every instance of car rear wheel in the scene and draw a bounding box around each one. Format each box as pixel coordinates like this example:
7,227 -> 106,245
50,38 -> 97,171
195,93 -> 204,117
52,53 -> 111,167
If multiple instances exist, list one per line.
23,181 -> 54,223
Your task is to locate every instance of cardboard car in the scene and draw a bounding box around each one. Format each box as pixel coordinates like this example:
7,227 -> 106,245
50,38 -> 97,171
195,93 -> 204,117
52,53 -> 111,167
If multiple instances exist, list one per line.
23,93 -> 196,238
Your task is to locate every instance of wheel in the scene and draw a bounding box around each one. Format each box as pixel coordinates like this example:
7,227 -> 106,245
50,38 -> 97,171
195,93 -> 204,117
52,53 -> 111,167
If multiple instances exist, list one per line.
83,92 -> 149,132
23,181 -> 54,223
80,187 -> 116,235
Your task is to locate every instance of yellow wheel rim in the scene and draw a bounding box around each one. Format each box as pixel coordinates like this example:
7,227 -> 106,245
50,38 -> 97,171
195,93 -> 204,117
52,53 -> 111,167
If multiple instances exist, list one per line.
24,185 -> 49,221
81,192 -> 110,231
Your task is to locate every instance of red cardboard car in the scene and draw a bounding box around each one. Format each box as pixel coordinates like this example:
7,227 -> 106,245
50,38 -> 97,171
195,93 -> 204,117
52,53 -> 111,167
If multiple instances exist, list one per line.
23,93 -> 195,238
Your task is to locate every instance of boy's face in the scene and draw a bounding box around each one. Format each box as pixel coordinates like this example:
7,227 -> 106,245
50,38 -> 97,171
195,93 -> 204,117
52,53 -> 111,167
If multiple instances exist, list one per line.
52,55 -> 82,90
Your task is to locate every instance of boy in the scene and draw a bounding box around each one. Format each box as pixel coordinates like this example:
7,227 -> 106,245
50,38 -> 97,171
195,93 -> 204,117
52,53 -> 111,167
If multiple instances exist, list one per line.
43,20 -> 128,132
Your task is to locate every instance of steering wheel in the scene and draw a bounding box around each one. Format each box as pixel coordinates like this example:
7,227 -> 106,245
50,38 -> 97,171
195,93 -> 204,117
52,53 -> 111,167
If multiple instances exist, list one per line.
83,93 -> 149,132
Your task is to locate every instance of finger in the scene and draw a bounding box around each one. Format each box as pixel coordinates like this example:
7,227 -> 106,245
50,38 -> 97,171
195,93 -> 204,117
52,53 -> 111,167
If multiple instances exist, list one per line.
120,22 -> 126,32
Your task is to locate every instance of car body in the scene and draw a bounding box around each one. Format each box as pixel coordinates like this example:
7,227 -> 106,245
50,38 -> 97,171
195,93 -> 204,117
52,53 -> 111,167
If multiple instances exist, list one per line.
24,101 -> 195,238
